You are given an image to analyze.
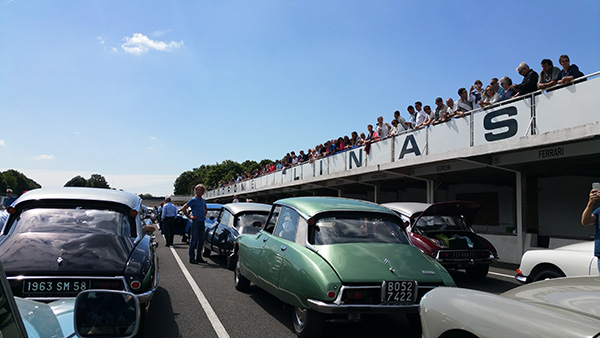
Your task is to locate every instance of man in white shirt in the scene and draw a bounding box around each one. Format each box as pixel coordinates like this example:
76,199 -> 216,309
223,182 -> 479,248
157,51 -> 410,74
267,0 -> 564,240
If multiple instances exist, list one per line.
376,116 -> 390,138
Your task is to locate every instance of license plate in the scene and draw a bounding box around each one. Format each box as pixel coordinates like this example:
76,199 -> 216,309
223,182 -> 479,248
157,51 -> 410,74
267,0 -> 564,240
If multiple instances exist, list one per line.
382,280 -> 417,304
22,279 -> 91,295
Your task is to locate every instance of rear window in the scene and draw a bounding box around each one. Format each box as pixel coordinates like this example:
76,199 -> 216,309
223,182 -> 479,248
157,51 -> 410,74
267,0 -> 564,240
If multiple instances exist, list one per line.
414,215 -> 468,232
10,208 -> 131,236
310,214 -> 409,245
237,212 -> 269,235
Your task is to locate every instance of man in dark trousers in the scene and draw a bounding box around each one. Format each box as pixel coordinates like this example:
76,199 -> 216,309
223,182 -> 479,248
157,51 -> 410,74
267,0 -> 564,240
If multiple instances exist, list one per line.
161,197 -> 178,247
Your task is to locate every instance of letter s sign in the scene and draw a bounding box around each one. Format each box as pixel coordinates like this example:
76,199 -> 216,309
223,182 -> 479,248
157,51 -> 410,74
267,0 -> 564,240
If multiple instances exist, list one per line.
483,107 -> 518,142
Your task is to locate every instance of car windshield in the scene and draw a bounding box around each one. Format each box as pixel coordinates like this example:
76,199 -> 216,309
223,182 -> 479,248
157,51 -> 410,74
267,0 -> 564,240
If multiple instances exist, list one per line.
237,212 -> 269,235
414,214 -> 468,232
311,215 -> 409,245
11,208 -> 130,235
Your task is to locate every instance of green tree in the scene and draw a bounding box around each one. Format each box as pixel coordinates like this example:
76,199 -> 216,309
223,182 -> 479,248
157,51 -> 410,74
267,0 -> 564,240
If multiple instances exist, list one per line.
85,174 -> 110,189
64,175 -> 87,187
0,170 -> 41,195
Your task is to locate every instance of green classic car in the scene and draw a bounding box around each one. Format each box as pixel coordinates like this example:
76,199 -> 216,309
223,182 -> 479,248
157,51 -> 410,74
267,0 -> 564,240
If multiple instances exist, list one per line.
234,197 -> 455,337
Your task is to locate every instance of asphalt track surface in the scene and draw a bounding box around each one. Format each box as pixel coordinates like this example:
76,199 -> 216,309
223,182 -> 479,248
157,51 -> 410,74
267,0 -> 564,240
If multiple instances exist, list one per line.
142,232 -> 520,338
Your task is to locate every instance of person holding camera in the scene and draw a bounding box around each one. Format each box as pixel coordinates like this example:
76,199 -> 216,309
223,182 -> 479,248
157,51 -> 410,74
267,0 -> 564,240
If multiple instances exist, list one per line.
581,184 -> 600,272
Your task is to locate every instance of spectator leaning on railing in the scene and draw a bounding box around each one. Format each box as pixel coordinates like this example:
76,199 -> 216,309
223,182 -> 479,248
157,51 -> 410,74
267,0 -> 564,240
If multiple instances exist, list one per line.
490,77 -> 505,97
557,54 -> 585,85
479,85 -> 501,108
499,76 -> 516,101
537,58 -> 561,90
511,62 -> 539,97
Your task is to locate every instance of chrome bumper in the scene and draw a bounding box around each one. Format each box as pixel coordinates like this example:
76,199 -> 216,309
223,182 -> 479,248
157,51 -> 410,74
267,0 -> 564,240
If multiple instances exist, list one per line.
307,299 -> 419,314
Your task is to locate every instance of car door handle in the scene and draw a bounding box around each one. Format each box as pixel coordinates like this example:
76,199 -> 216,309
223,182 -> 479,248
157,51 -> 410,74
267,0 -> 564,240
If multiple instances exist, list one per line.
263,237 -> 268,242
280,245 -> 287,251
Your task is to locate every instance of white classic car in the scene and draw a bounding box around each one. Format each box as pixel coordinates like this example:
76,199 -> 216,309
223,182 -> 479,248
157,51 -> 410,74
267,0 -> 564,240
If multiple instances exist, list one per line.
420,276 -> 600,338
515,241 -> 599,283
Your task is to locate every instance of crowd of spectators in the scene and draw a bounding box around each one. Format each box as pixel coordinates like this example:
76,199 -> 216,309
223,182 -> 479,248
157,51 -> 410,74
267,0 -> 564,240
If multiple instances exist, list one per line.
216,55 -> 586,190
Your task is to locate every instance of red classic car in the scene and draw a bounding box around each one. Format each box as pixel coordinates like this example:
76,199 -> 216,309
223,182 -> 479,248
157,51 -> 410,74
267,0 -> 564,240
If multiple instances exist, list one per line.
383,201 -> 498,279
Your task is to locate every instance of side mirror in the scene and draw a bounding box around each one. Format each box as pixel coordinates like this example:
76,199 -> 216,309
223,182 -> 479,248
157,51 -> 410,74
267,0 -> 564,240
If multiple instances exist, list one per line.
252,221 -> 262,228
74,290 -> 140,338
209,216 -> 216,221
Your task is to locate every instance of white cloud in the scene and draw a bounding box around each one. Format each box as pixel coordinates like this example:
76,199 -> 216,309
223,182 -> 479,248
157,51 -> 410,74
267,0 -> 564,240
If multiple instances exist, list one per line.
149,136 -> 157,140
32,154 -> 55,160
121,33 -> 183,55
0,140 -> 6,147
97,36 -> 105,44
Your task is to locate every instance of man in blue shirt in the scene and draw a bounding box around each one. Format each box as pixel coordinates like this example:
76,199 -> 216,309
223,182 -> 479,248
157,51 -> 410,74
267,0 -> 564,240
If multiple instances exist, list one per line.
182,184 -> 207,264
581,185 -> 600,273
2,189 -> 17,210
161,197 -> 178,247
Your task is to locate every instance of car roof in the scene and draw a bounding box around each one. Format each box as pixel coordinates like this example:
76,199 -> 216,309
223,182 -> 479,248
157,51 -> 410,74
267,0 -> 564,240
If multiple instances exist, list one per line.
13,187 -> 142,211
276,197 -> 397,218
381,202 -> 430,216
206,203 -> 223,210
223,202 -> 271,215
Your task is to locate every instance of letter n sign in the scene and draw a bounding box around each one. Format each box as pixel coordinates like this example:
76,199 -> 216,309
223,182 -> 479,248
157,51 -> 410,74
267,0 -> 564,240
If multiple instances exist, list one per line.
349,149 -> 362,169
399,134 -> 422,160
484,107 -> 518,142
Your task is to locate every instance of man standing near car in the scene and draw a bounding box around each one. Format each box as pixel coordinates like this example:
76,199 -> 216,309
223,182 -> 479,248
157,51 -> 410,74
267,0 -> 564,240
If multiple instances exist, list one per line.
581,185 -> 600,272
161,197 -> 178,247
182,184 -> 208,264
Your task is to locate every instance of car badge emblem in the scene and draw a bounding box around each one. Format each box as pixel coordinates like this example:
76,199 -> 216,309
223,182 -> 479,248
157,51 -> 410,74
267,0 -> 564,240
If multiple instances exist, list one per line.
422,270 -> 436,275
383,258 -> 396,273
57,257 -> 64,266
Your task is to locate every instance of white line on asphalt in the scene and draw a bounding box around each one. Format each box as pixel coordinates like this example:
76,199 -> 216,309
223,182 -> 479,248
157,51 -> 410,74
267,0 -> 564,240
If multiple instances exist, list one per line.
170,247 -> 230,338
489,271 -> 515,279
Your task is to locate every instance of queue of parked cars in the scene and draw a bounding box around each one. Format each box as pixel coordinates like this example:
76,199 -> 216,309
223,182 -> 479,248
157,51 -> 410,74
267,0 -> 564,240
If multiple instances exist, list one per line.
2,188 -> 597,337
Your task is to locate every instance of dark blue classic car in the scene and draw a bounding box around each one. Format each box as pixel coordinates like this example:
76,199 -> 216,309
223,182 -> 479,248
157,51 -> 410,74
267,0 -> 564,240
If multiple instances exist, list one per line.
0,187 -> 159,312
203,202 -> 270,269
174,203 -> 222,243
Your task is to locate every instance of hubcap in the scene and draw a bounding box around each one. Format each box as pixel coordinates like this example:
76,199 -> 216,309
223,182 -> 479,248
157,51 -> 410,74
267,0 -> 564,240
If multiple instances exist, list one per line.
294,307 -> 307,328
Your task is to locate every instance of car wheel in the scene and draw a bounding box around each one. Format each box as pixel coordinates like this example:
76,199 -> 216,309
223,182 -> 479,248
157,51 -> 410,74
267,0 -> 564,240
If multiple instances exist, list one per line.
226,253 -> 236,271
531,267 -> 565,282
202,247 -> 211,257
292,306 -> 325,338
465,264 -> 489,280
234,260 -> 250,292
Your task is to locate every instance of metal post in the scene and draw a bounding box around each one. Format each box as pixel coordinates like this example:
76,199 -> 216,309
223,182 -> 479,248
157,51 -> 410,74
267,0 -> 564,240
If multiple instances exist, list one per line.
516,171 -> 524,259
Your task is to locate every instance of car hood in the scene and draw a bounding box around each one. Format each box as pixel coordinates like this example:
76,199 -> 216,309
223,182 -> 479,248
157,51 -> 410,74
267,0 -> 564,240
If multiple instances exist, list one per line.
0,233 -> 133,275
501,276 -> 600,320
16,297 -> 75,338
316,243 -> 449,284
414,201 -> 481,227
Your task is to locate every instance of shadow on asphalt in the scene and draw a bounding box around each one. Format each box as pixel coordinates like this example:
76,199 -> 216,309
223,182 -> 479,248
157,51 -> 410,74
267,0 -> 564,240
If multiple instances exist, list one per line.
239,285 -> 421,338
144,287 -> 181,338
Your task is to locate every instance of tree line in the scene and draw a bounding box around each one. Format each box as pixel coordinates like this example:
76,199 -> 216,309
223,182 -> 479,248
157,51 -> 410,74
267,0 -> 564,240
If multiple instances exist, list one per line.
173,159 -> 271,195
1,170 -> 112,196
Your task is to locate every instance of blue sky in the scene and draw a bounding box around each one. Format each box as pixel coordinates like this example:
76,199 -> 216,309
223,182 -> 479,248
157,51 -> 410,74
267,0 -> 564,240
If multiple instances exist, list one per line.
1,0 -> 599,196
